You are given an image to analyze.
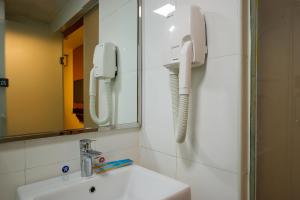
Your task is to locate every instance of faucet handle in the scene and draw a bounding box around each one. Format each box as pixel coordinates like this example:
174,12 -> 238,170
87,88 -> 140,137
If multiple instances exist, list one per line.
80,139 -> 96,151
87,149 -> 102,157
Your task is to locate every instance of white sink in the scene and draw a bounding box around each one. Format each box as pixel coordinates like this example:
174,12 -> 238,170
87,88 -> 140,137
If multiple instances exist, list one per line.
17,165 -> 191,200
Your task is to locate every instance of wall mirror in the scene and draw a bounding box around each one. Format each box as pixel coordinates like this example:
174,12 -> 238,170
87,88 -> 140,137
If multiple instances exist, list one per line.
0,0 -> 142,142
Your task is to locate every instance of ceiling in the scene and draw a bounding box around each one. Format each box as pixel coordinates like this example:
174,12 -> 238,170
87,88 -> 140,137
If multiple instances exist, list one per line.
5,0 -> 69,23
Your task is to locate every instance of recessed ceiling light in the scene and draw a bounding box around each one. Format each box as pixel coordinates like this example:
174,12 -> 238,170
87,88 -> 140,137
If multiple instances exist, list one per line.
169,25 -> 175,32
153,4 -> 175,17
139,6 -> 142,18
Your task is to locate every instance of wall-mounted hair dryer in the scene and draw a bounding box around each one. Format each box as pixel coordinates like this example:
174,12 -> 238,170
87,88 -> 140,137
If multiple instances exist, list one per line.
89,43 -> 117,126
164,5 -> 207,143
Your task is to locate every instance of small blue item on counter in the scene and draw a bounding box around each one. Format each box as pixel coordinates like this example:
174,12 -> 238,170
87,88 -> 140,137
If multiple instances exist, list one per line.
94,159 -> 133,174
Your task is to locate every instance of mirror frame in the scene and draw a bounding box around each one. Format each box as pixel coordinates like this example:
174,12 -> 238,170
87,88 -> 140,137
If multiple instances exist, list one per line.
249,0 -> 257,199
0,0 -> 143,143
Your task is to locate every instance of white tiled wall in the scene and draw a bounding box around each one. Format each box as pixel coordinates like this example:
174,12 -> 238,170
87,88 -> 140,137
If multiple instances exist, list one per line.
0,130 -> 140,200
140,0 -> 249,199
99,0 -> 138,125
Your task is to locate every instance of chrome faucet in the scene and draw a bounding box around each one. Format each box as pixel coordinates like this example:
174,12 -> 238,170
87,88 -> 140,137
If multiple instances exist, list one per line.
80,139 -> 102,177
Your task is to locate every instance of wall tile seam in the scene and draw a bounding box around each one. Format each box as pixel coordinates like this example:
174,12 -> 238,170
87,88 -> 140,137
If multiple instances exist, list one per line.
24,139 -> 76,147
100,0 -> 132,20
21,132 -> 138,148
24,154 -> 80,168
24,158 -> 79,172
175,145 -> 178,180
97,128 -> 140,135
24,168 -> 27,186
96,141 -> 139,151
139,146 -> 177,158
234,0 -> 242,18
0,141 -> 25,150
140,141 -> 176,154
24,140 -> 27,183
97,145 -> 140,153
176,155 -> 243,175
143,53 -> 243,71
0,152 -> 26,174
207,53 -> 242,60
115,69 -> 139,74
19,129 -> 139,147
96,135 -> 139,144
103,146 -> 139,154
176,156 -> 242,175
0,169 -> 25,176
24,157 -> 80,171
98,144 -> 139,154
140,146 -> 242,175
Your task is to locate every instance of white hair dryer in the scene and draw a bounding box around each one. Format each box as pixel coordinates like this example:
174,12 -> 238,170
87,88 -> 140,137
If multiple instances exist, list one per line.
89,43 -> 117,126
164,5 -> 207,143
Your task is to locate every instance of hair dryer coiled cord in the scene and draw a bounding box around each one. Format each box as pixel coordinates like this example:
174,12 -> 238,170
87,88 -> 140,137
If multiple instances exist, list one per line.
169,72 -> 190,143
89,68 -> 112,126
168,40 -> 193,143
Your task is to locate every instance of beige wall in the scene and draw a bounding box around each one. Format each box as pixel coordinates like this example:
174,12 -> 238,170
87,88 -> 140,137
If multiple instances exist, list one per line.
0,0 -> 6,136
257,0 -> 300,199
83,6 -> 99,128
5,20 -> 63,135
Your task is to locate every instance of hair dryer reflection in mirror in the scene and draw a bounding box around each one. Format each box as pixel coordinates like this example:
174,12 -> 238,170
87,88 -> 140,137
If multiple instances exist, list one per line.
89,43 -> 118,126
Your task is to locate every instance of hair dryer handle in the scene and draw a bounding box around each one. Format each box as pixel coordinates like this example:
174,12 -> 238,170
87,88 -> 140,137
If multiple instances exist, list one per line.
179,40 -> 194,95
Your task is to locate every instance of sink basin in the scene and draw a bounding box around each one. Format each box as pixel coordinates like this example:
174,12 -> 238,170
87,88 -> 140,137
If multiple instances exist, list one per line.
17,165 -> 191,200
